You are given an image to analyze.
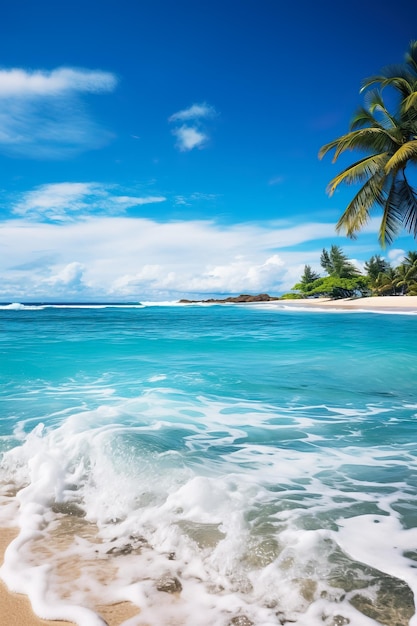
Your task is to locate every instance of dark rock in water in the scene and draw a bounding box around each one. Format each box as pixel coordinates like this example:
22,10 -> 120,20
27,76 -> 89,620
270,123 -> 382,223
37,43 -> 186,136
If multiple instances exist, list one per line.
179,293 -> 280,304
51,501 -> 85,517
106,544 -> 133,556
332,616 -> 350,626
156,575 -> 182,593
106,534 -> 149,556
350,578 -> 414,626
229,616 -> 254,626
327,547 -> 414,626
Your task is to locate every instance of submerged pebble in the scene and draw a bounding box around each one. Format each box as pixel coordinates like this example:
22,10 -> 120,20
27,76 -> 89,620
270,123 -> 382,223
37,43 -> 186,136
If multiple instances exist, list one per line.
156,575 -> 183,593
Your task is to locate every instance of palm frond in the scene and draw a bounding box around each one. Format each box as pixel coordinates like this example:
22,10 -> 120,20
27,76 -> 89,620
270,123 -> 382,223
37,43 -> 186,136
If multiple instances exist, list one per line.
365,90 -> 399,128
392,178 -> 417,238
379,180 -> 404,246
350,106 -> 386,130
319,128 -> 398,162
403,91 -> 417,112
335,172 -> 387,237
326,153 -> 389,194
405,40 -> 417,75
361,72 -> 414,96
384,140 -> 417,173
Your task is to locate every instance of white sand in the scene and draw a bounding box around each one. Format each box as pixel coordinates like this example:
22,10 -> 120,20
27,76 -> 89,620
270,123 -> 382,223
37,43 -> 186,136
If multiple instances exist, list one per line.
277,295 -> 417,310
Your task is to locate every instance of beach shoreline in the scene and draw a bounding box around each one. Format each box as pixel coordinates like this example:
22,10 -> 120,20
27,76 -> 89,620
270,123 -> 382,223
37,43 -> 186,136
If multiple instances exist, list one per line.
181,294 -> 417,311
272,295 -> 417,311
0,527 -> 73,626
0,526 -> 141,626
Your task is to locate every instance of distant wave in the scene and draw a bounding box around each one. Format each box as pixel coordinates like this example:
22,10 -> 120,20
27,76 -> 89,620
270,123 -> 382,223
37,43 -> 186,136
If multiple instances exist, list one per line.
0,302 -> 46,310
141,300 -> 192,307
0,302 -> 145,310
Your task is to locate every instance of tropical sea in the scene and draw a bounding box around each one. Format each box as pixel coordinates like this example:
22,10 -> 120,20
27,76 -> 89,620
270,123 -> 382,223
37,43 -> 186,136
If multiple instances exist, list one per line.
0,301 -> 417,626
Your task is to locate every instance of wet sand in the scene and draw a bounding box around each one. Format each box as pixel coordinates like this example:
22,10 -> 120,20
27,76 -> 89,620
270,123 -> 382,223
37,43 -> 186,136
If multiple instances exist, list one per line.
0,527 -> 140,626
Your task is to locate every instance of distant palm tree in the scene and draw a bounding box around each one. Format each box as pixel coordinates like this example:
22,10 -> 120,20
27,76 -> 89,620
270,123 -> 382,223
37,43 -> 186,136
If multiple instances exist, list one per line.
364,255 -> 391,282
320,245 -> 360,278
395,264 -> 413,295
374,267 -> 399,296
395,250 -> 417,294
319,42 -> 417,246
403,250 -> 417,267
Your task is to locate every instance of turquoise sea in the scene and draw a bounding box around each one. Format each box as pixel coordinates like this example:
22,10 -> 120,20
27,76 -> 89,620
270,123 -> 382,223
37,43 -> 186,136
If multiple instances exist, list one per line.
1,302 -> 417,626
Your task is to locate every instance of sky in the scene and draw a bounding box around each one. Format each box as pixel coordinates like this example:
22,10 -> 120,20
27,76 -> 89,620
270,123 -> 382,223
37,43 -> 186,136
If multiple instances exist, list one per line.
1,0 -> 417,302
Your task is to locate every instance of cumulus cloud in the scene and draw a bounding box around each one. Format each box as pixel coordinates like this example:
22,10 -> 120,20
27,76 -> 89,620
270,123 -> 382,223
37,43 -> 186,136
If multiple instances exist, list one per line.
12,182 -> 166,222
43,262 -> 85,288
0,66 -> 117,158
169,102 -> 217,152
0,214 -> 341,301
388,249 -> 406,266
172,125 -> 207,151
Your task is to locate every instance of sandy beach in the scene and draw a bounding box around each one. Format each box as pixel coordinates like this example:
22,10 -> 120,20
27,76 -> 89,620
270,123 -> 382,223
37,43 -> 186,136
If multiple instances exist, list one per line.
0,527 -> 141,626
277,295 -> 417,311
0,528 -> 72,626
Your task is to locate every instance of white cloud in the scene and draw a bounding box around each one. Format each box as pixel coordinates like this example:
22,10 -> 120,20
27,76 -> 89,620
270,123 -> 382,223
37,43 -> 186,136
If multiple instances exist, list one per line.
0,66 -> 117,158
0,67 -> 117,97
0,215 -> 340,301
113,195 -> 166,206
169,102 -> 216,152
12,182 -> 166,222
388,248 -> 406,266
169,103 -> 216,122
43,262 -> 85,288
175,192 -> 219,206
172,125 -> 207,151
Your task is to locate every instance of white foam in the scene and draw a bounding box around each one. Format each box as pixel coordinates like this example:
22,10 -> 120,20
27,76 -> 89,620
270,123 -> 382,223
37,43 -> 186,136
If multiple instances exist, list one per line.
0,302 -> 46,310
0,395 -> 416,625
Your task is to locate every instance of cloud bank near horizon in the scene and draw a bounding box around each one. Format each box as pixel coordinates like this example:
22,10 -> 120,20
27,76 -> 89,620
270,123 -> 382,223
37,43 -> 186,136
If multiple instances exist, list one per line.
0,181 -> 387,302
0,218 -> 353,301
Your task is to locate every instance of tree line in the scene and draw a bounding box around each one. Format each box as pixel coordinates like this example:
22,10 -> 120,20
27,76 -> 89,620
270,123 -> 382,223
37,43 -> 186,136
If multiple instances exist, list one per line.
284,245 -> 417,300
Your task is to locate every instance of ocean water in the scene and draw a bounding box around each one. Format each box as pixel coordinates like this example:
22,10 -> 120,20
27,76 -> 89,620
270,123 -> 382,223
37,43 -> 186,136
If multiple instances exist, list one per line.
0,302 -> 417,626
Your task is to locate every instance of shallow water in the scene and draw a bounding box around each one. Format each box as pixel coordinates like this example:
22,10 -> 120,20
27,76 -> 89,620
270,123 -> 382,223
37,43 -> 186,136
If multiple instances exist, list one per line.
0,302 -> 416,625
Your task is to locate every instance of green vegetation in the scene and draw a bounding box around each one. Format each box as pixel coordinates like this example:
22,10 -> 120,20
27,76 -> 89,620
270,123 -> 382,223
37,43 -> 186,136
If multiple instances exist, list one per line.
286,245 -> 417,299
319,41 -> 417,246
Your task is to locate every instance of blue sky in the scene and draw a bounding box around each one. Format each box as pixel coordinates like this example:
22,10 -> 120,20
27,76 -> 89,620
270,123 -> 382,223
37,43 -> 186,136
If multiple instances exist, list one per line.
1,0 -> 417,301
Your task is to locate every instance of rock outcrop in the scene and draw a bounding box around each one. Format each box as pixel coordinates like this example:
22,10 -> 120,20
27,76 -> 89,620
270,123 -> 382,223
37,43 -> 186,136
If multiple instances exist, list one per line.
179,293 -> 279,304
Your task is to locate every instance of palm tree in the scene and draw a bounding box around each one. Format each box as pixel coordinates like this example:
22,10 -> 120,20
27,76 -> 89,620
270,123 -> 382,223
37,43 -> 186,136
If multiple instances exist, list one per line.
395,250 -> 417,294
374,267 -> 399,295
403,250 -> 417,267
320,245 -> 360,278
364,255 -> 391,282
362,41 -> 417,115
319,42 -> 417,246
364,255 -> 391,292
